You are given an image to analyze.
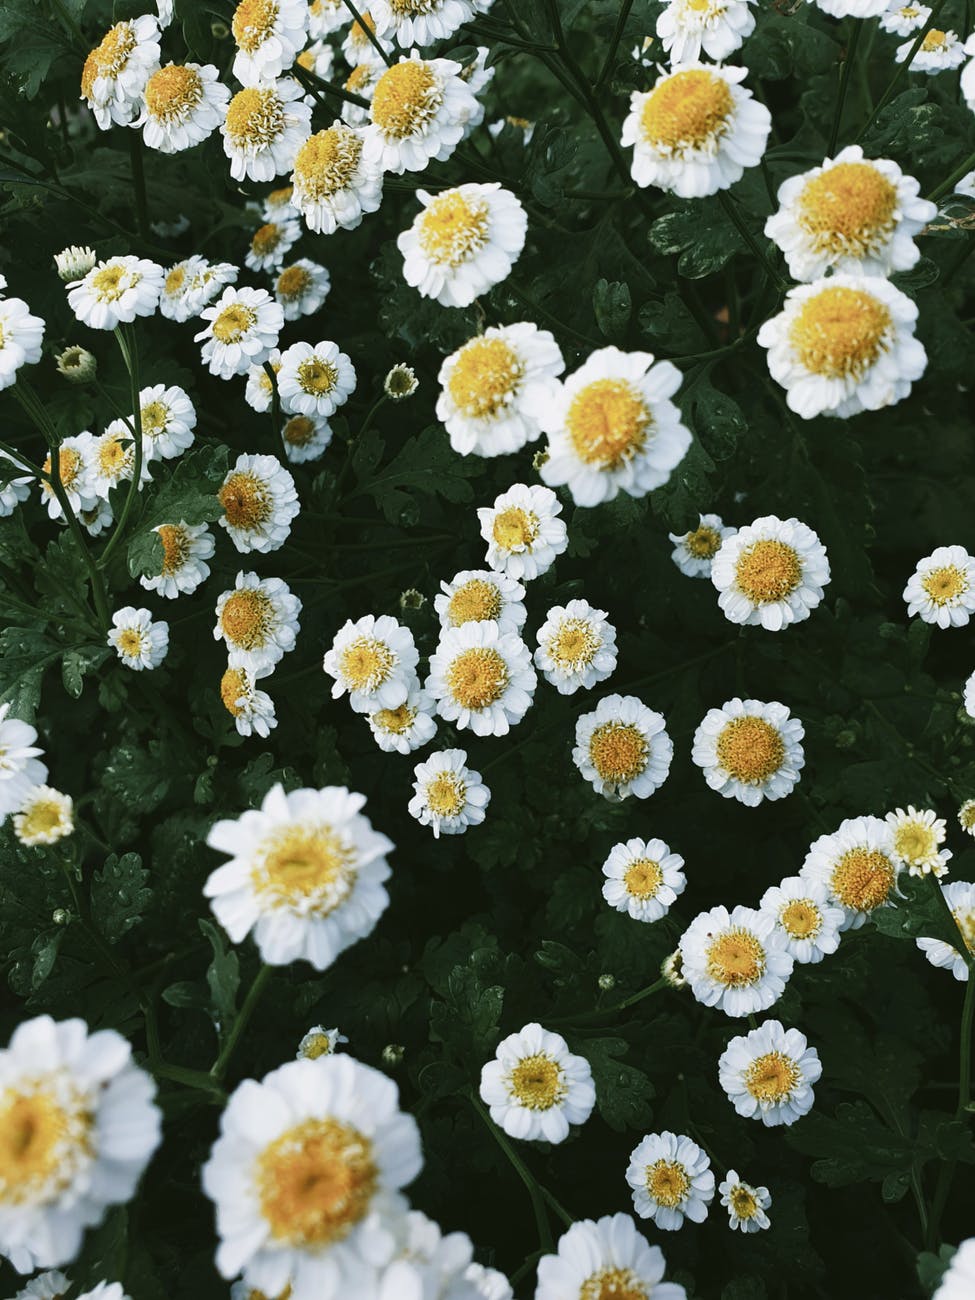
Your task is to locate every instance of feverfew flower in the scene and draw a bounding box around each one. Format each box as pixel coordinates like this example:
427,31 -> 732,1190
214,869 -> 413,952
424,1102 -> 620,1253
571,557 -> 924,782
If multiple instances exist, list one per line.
196,286 -> 284,379
368,683 -> 438,754
245,215 -> 301,272
89,423 -> 149,498
657,0 -> 756,65
534,599 -> 618,695
219,665 -> 277,739
204,783 -> 393,969
80,16 -> 161,129
385,363 -> 418,400
137,62 -> 230,153
670,514 -> 737,579
323,614 -> 419,714
139,521 -> 214,599
691,698 -> 805,806
680,904 -> 793,1018
903,547 -> 975,629
342,63 -> 383,124
477,483 -> 567,581
960,801 -> 975,836
0,1015 -> 161,1274
409,748 -> 490,837
281,412 -> 333,463
426,622 -> 536,737
54,245 -> 96,282
309,0 -> 349,37
934,1240 -> 975,1300
342,11 -> 394,67
963,48 -> 975,113
107,607 -> 169,671
214,571 -> 302,673
12,787 -> 74,848
0,295 -> 45,391
621,63 -> 770,197
55,345 -> 96,385
967,670 -> 975,721
67,256 -> 164,331
159,256 -> 238,322
626,1132 -> 715,1231
291,124 -> 385,235
245,348 -> 282,412
278,340 -> 356,417
897,28 -> 966,71
221,78 -> 312,183
759,876 -> 843,964
11,1270 -> 71,1299
398,183 -> 527,308
465,1263 -> 512,1300
367,54 -> 482,174
886,805 -> 952,877
39,434 -> 99,524
719,1172 -> 771,1232
539,346 -> 691,508
880,0 -> 931,31
711,515 -> 830,631
297,1025 -> 347,1058
0,453 -> 31,518
231,0 -> 309,85
917,881 -> 975,981
800,815 -> 901,930
602,836 -> 687,923
217,453 -> 299,554
434,569 -> 527,636
377,1211 -> 480,1300
479,1023 -> 595,1143
573,694 -> 674,802
273,259 -> 331,319
536,1214 -> 687,1300
0,704 -> 47,820
371,0 -> 478,46
137,383 -> 197,461
718,1019 -> 821,1126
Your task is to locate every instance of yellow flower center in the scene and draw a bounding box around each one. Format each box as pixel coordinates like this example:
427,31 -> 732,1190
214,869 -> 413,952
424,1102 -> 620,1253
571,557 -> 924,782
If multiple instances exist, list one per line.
0,1083 -> 92,1205
640,68 -> 734,150
225,87 -> 285,147
744,1051 -> 801,1102
212,303 -> 257,345
390,0 -> 440,13
293,126 -> 364,198
372,59 -> 441,138
17,798 -> 68,841
921,564 -> 968,605
685,524 -> 721,559
920,27 -> 949,50
165,265 -> 187,295
349,11 -> 378,44
446,647 -> 508,710
646,1159 -> 690,1207
232,0 -> 279,52
961,802 -> 975,831
580,1269 -> 649,1300
91,264 -> 134,302
43,447 -> 80,490
566,379 -> 651,470
734,539 -> 802,605
373,702 -> 415,734
283,415 -> 317,447
219,471 -> 273,530
276,265 -> 312,300
715,715 -> 785,784
797,162 -> 898,256
301,1034 -> 335,1060
257,1119 -> 376,1246
549,618 -> 600,669
508,1054 -> 565,1110
97,432 -> 131,480
346,63 -> 375,93
81,22 -> 136,98
144,64 -> 204,120
705,928 -> 765,986
220,667 -> 250,717
893,821 -> 937,862
952,908 -> 975,954
340,637 -> 394,692
220,589 -> 274,649
141,400 -> 171,436
447,337 -> 523,419
298,357 -> 338,395
418,191 -> 490,268
157,523 -> 189,575
624,858 -> 663,900
116,628 -> 145,657
788,285 -> 892,380
780,898 -> 821,939
252,823 -> 357,912
729,1184 -> 760,1218
831,847 -> 896,912
588,722 -> 649,783
492,506 -> 538,551
251,223 -> 284,258
447,579 -> 503,625
425,772 -> 466,816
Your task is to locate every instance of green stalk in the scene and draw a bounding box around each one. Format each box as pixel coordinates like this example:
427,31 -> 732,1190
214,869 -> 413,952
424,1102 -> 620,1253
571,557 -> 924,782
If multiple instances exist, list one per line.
549,977 -> 668,1028
263,360 -> 282,446
471,1093 -> 554,1252
717,191 -> 789,292
855,0 -> 948,142
210,963 -> 273,1082
98,326 -> 145,571
340,0 -> 393,66
128,130 -> 149,238
595,0 -> 635,90
291,62 -> 370,111
927,149 -> 975,202
828,17 -> 863,155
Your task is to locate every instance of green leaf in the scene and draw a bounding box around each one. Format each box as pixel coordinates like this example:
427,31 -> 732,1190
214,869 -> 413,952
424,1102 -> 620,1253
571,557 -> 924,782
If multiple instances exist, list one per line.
356,425 -> 485,525
687,379 -> 747,462
872,875 -> 963,950
126,444 -> 229,578
200,917 -> 241,1027
91,853 -> 153,942
62,645 -> 110,700
638,293 -> 708,355
649,200 -> 746,279
30,929 -> 63,989
592,278 -> 632,340
0,624 -> 59,720
578,1036 -> 655,1132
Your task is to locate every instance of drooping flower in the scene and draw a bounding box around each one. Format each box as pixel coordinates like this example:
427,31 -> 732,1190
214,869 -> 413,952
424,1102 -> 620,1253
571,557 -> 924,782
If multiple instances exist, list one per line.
366,54 -> 482,174
916,881 -> 975,981
272,259 -> 331,319
140,521 -> 214,600
367,683 -> 438,754
219,665 -> 277,739
80,15 -> 161,129
0,294 -> 45,392
656,0 -> 756,65
290,123 -> 385,234
231,0 -> 309,85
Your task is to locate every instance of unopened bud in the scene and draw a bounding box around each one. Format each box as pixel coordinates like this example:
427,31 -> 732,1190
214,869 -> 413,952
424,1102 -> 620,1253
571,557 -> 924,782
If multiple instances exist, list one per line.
661,950 -> 686,989
382,1043 -> 405,1067
597,973 -> 615,991
532,447 -> 550,471
52,908 -> 70,926
56,345 -> 96,384
384,364 -> 418,401
399,588 -> 426,611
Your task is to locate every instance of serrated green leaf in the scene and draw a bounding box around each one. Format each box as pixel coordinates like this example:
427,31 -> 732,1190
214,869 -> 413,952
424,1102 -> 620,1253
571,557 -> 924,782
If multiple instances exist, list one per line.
91,853 -> 153,942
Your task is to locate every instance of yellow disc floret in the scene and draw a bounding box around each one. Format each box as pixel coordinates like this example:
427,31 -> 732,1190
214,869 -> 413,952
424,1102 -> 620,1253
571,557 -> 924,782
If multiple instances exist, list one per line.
922,565 -> 968,605
144,64 -> 203,121
780,898 -> 821,940
830,847 -> 895,913
219,471 -> 272,530
81,22 -> 136,99
220,667 -> 249,717
340,637 -> 394,693
447,579 -> 502,626
492,507 -> 537,551
549,619 -> 600,669
508,1054 -> 565,1110
211,302 -> 257,344
225,87 -> 284,147
220,589 -> 273,649
257,1118 -> 376,1246
588,722 -> 648,783
253,823 -> 356,912
293,127 -> 364,198
640,69 -> 734,152
789,285 -> 892,380
624,859 -> 663,900
734,539 -> 802,604
744,1051 -> 801,1102
418,191 -> 490,268
580,1269 -> 649,1300
372,59 -> 442,139
446,647 -> 508,710
705,928 -> 765,987
684,524 -> 722,559
645,1159 -> 689,1207
425,772 -> 466,816
716,716 -> 785,784
566,380 -> 651,470
797,162 -> 898,257
232,0 -> 279,52
448,337 -> 524,420
0,1082 -> 93,1206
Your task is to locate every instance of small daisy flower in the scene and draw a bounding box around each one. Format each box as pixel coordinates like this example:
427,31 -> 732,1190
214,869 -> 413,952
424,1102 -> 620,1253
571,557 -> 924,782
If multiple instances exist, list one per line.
377,1211 -> 479,1300
273,259 -> 331,319
479,1023 -> 595,1144
11,1270 -> 71,1299
262,183 -> 297,220
368,682 -> 438,754
139,521 -> 215,600
137,62 -> 230,153
219,665 -> 277,739
90,422 -> 150,498
107,607 -> 169,671
221,78 -> 312,183
536,1213 -> 687,1300
296,38 -> 336,81
81,15 -> 161,129
719,1172 -> 771,1232
718,1019 -> 822,1126
680,904 -> 793,1018
691,698 -> 805,806
534,599 -> 618,695
880,1 -> 931,31
297,1025 -> 347,1058
669,513 -> 736,579
466,1262 -> 513,1300
371,0 -> 478,46
309,0 -> 349,36
436,323 -> 564,459
477,483 -> 567,581
621,63 -> 771,198
39,434 -> 99,523
0,703 -> 47,820
291,123 -> 385,234
897,28 -> 965,71
573,694 -> 674,802
67,255 -> 164,331
656,0 -> 756,65
917,881 -> 975,981
281,411 -> 333,463
245,349 -> 282,412
341,11 -> 394,67
602,836 -> 687,923
758,876 -> 844,964
959,800 -> 975,836
385,363 -> 418,400
434,569 -> 527,636
711,515 -> 830,631
539,346 -> 692,508
0,295 -> 44,391
231,0 -> 309,85
201,1054 -> 419,1292
886,805 -> 952,877
758,274 -> 926,419
626,1131 -> 715,1231
0,453 -> 31,518
278,340 -> 356,417
55,345 -> 96,385
80,500 -> 113,538
408,748 -> 490,837
903,547 -> 975,629
196,286 -> 284,379
137,383 -> 197,462
323,614 -> 419,714
800,815 -> 901,930
214,571 -> 302,673
12,786 -> 74,848
217,453 -> 299,554
398,183 -> 527,308
54,245 -> 96,282
426,622 -> 536,737
160,256 -> 238,322
245,215 -> 302,272
934,1240 -> 975,1300
342,62 -> 383,125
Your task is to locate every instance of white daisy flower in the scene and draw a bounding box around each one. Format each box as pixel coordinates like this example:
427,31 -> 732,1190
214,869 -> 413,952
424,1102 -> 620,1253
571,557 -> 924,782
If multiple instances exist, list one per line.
625,1131 -> 715,1231
39,433 -> 99,524
758,876 -> 844,964
10,1270 -> 71,1299
960,800 -> 975,838
54,245 -> 97,283
75,1286 -> 129,1300
601,836 -> 687,923
539,346 -> 692,508
711,515 -> 830,631
573,693 -> 673,802
159,256 -> 238,322
323,614 -> 419,714
341,63 -> 383,125
966,670 -> 975,721
880,1 -> 931,32
408,747 -> 490,837
691,697 -> 805,806
385,363 -> 419,400
309,0 -> 349,37
273,259 -> 331,319
479,1023 -> 595,1144
680,904 -> 793,1018
0,452 -> 32,518
964,53 -> 975,114
231,0 -> 309,85
718,1019 -> 822,1126
435,323 -> 564,459
137,383 -> 197,462
621,63 -> 771,197
886,805 -> 952,877
341,11 -> 394,67
81,15 -> 161,129
156,0 -> 174,25
903,546 -> 975,629
201,1054 -> 420,1293
0,703 -> 47,821
296,38 -> 336,81
917,881 -> 975,982
934,1240 -> 975,1300
477,482 -> 567,581
377,1211 -> 479,1300
246,349 -> 282,412
800,815 -> 901,930
656,0 -> 756,65
196,286 -> 284,380
214,571 -> 302,673
278,340 -> 357,417
465,1264 -> 511,1300
290,122 -> 385,235
0,1015 -> 161,1274
398,183 -> 527,308
897,28 -> 966,71
219,665 -> 277,739
245,215 -> 302,272
434,569 -> 527,636
90,421 -> 151,498
221,78 -> 313,183
281,411 -> 333,463
0,295 -> 45,391
217,452 -> 300,554
80,499 -> 114,538
139,521 -> 214,600
719,1171 -> 771,1232
670,513 -> 737,579
371,0 -> 478,46
536,1213 -> 687,1300
765,146 -> 936,282
12,786 -> 74,848
107,607 -> 169,671
534,599 -> 618,696
262,183 -> 298,219
426,622 -> 536,737
137,62 -> 230,153
811,0 -> 890,14
367,683 -> 438,754
67,255 -> 164,331
297,1025 -> 347,1059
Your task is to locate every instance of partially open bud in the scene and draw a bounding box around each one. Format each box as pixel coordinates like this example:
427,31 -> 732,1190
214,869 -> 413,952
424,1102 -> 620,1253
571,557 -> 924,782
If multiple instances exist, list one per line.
56,345 -> 96,384
384,363 -> 418,401
54,245 -> 96,282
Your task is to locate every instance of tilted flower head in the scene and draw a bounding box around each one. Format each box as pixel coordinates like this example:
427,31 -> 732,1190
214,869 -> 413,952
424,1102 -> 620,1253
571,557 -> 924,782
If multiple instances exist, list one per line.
54,245 -> 96,282
39,434 -> 99,524
718,1019 -> 822,1127
670,513 -> 737,579
159,256 -> 238,322
342,10 -> 394,67
323,615 -> 419,716
0,1015 -> 161,1273
917,881 -> 975,982
291,123 -> 385,235
297,1026 -> 347,1059
536,1213 -> 687,1300
140,521 -> 214,600
897,27 -> 966,71
55,345 -> 96,385
621,63 -> 771,198
296,38 -> 336,82
477,483 -> 567,581
218,452 -> 300,554
436,324 -> 564,459
214,571 -> 302,673
273,259 -> 331,320
309,0 -> 349,36
368,682 -> 438,755
602,836 -> 687,923
479,1023 -> 595,1144
625,1131 -> 715,1231
13,786 -> 74,847
903,546 -> 975,629
245,215 -> 301,273
691,697 -> 805,806
711,515 -> 830,631
201,1054 -> 420,1296
246,348 -> 282,412
219,665 -> 277,739
0,452 -> 32,518
534,599 -> 618,696
377,1210 -> 481,1300
408,748 -> 490,837
426,621 -> 536,737
231,0 -> 309,85
342,63 -> 383,125
107,607 -> 169,672
136,62 -> 230,153
466,1263 -> 511,1300
278,340 -> 357,417
371,0 -> 479,46
435,569 -> 527,637
758,875 -> 844,965
67,256 -> 164,331
0,704 -> 48,816
539,346 -> 691,508
90,422 -> 151,499
719,1172 -> 772,1233
758,274 -> 927,419
800,815 -> 901,930
574,694 -> 673,802
196,286 -> 284,379
399,183 -> 527,308
366,53 -> 483,174
0,296 -> 45,391
80,15 -> 161,129
880,0 -> 931,31
657,0 -> 756,65
886,805 -> 952,877
764,146 -> 936,282
960,800 -> 975,837
281,412 -> 333,463
221,78 -> 312,183
680,904 -> 793,1017
934,1240 -> 975,1300
134,383 -> 197,464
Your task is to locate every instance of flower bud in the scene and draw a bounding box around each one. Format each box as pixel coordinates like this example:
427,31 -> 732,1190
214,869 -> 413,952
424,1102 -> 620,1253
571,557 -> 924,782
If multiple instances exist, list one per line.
384,364 -> 418,401
56,345 -> 96,384
54,245 -> 96,282
382,1043 -> 405,1067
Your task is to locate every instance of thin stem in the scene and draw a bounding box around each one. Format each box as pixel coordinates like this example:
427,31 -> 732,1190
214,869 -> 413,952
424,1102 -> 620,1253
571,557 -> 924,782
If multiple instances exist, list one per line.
340,0 -> 393,66
471,1093 -> 553,1253
98,327 -> 145,571
263,361 -> 282,446
210,963 -> 273,1081
0,438 -> 44,477
548,977 -> 668,1028
595,0 -> 635,90
828,17 -> 863,155
855,0 -> 948,143
717,191 -> 788,292
291,61 -> 370,110
128,130 -> 149,238
927,149 -> 975,202
153,1062 -> 228,1099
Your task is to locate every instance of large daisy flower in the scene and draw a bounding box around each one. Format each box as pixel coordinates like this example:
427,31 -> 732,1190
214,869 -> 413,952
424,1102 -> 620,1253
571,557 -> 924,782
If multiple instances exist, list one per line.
758,876 -> 844,965
408,748 -> 490,837
691,697 -> 805,806
434,569 -> 527,637
426,621 -> 536,736
137,62 -> 230,153
800,815 -> 901,930
217,453 -> 299,554
536,1213 -> 687,1300
719,1172 -> 772,1233
534,599 -> 618,695
214,571 -> 302,673
903,546 -> 975,629
367,682 -> 438,754
278,340 -> 357,417
711,515 -> 830,631
625,1131 -> 715,1231
601,836 -> 687,923
916,881 -> 975,982
196,286 -> 284,379
291,123 -> 385,235
479,1023 -> 595,1144
0,703 -> 48,820
886,805 -> 952,877
476,483 -> 567,581
656,0 -> 755,65
366,54 -> 482,174
231,0 -> 309,85
573,694 -> 673,802
669,513 -> 737,579
0,294 -> 45,391
679,904 -> 793,1018
322,614 -> 419,714
81,15 -> 161,129
67,256 -> 163,331
718,1019 -> 822,1127
221,78 -> 312,183
139,520 -> 215,599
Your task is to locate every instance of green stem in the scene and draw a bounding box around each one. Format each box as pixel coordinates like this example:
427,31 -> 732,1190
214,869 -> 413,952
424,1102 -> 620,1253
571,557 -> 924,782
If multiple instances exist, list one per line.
263,360 -> 282,446
927,149 -> 975,202
549,977 -> 668,1027
128,130 -> 149,238
0,438 -> 44,478
855,0 -> 948,143
153,1062 -> 228,1099
462,19 -> 558,52
98,327 -> 145,571
471,1093 -> 553,1253
291,62 -> 370,110
595,0 -> 635,89
340,0 -> 393,66
828,17 -> 863,155
210,963 -> 273,1081
717,191 -> 788,292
